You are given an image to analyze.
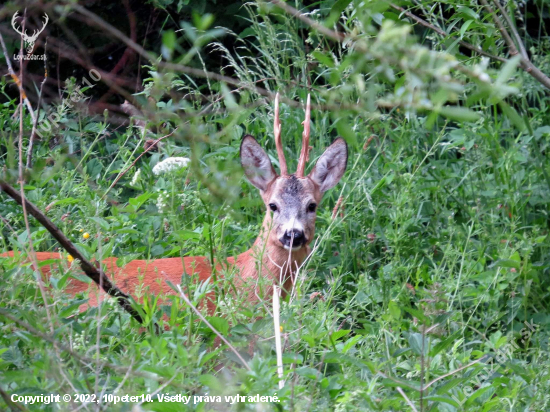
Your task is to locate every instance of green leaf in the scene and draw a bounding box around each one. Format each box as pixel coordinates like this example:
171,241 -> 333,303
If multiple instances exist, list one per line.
330,329 -> 351,345
408,332 -> 426,356
220,83 -> 238,110
59,300 -> 87,318
388,300 -> 401,319
162,31 -> 177,60
465,386 -> 494,407
70,272 -> 92,284
172,229 -> 201,241
496,55 -> 522,86
424,395 -> 461,408
282,352 -> 303,364
296,366 -> 322,380
198,373 -> 221,389
302,335 -> 317,347
459,20 -> 474,38
498,101 -> 525,131
402,307 -> 429,324
438,106 -> 481,122
430,331 -> 461,357
324,0 -> 352,27
89,216 -> 110,231
84,122 -> 101,132
206,317 -> 229,336
193,12 -> 214,31
335,119 -> 357,147
312,51 -> 335,68
381,376 -> 421,391
128,193 -> 152,211
489,259 -> 520,270
44,198 -> 80,208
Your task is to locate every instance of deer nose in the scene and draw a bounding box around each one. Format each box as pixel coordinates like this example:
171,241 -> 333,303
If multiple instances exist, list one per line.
280,229 -> 306,249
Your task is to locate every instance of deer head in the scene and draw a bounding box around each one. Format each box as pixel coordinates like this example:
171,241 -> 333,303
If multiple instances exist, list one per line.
11,11 -> 49,54
241,93 -> 348,251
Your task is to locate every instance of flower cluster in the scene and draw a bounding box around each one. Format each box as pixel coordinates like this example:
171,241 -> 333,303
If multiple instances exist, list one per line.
157,190 -> 170,212
177,192 -> 201,210
130,169 -> 141,186
152,157 -> 190,175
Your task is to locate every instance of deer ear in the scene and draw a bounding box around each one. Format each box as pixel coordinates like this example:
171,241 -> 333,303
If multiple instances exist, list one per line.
240,135 -> 278,191
308,138 -> 348,193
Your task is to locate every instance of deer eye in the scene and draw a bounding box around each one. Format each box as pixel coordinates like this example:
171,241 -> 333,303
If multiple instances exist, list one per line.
307,203 -> 317,212
269,203 -> 278,212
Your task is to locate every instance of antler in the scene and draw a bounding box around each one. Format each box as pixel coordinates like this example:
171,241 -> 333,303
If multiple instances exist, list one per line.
296,94 -> 311,177
11,11 -> 27,37
274,92 -> 288,176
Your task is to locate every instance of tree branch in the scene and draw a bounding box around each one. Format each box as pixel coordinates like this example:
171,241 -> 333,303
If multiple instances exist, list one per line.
0,180 -> 147,326
390,3 -> 507,63
480,0 -> 550,89
392,2 -> 550,90
176,284 -> 252,371
490,0 -> 528,60
270,0 -> 345,42
479,0 -> 519,55
423,356 -> 486,390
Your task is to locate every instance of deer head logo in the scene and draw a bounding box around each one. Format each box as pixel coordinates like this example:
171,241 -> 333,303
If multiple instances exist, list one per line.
11,11 -> 49,55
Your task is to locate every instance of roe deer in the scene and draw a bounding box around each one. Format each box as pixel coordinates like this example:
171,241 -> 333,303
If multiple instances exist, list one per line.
2,94 -> 348,313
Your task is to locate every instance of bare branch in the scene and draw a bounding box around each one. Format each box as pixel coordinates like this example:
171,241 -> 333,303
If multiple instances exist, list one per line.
490,0 -> 528,60
479,0 -> 519,56
423,356 -> 486,390
270,0 -> 344,43
0,181 -> 147,326
176,285 -> 251,371
378,372 -> 419,412
480,0 -> 550,89
103,128 -> 177,198
389,3 -> 507,63
0,386 -> 27,412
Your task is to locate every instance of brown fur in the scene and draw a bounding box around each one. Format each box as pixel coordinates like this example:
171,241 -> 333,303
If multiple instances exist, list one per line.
1,136 -> 347,316
0,213 -> 309,314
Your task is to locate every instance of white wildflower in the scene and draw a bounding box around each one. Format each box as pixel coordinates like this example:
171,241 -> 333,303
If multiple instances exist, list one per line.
478,73 -> 490,83
130,169 -> 141,186
152,157 -> 190,175
157,190 -> 170,212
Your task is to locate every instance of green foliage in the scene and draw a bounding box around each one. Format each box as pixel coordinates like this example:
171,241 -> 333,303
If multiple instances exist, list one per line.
1,0 -> 550,411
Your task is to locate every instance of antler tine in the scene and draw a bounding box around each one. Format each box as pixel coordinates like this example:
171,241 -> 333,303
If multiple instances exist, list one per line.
274,92 -> 288,176
296,94 -> 311,177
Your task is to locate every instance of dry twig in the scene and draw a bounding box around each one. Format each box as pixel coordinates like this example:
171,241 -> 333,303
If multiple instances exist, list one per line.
392,1 -> 550,90
176,284 -> 251,371
0,180 -> 147,326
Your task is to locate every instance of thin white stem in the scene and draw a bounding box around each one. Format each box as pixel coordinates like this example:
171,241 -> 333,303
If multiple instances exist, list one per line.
176,285 -> 251,371
273,286 -> 285,389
